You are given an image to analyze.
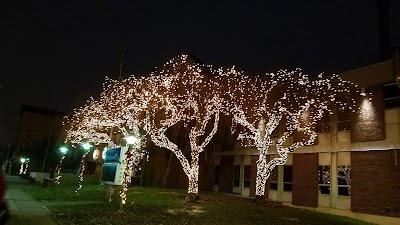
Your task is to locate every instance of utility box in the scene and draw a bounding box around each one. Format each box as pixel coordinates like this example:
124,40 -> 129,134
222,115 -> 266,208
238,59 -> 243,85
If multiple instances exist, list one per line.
100,147 -> 127,186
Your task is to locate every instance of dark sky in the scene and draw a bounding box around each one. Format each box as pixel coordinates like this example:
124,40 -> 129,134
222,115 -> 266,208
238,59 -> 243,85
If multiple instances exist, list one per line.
1,0 -> 399,146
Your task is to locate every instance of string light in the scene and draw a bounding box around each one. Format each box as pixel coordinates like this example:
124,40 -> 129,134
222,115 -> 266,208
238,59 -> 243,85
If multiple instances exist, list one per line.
54,147 -> 69,185
76,144 -> 92,194
64,54 -> 362,198
19,158 -> 29,175
119,137 -> 148,211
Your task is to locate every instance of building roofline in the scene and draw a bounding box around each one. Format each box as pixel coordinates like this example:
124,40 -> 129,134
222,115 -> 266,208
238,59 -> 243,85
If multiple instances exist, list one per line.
339,59 -> 392,75
19,105 -> 67,117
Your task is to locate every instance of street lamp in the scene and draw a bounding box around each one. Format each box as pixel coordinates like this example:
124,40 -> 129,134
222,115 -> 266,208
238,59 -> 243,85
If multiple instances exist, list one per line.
55,146 -> 69,185
60,146 -> 69,154
81,143 -> 93,151
124,135 -> 140,145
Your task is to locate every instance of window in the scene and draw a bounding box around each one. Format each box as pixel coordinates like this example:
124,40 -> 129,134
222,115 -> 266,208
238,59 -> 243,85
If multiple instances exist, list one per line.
338,110 -> 350,131
214,165 -> 220,185
337,166 -> 351,196
283,166 -> 293,191
384,83 -> 400,109
317,113 -> 330,133
243,165 -> 251,187
318,166 -> 331,194
270,167 -> 278,190
233,165 -> 240,187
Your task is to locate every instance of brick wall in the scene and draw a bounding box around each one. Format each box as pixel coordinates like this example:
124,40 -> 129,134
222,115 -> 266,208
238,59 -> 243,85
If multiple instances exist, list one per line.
352,150 -> 400,218
14,109 -> 66,172
198,152 -> 214,191
351,86 -> 385,142
144,145 -> 214,191
219,156 -> 234,193
292,153 -> 318,208
293,111 -> 319,145
165,155 -> 188,189
143,147 -> 169,186
250,155 -> 270,198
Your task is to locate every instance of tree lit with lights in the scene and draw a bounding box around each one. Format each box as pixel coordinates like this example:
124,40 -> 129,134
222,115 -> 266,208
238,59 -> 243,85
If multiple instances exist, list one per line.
141,55 -> 225,200
64,54 -> 362,201
220,68 -> 360,198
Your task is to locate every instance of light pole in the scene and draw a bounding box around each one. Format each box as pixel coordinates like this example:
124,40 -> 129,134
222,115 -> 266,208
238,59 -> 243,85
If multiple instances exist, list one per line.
19,157 -> 30,175
119,135 -> 142,213
54,146 -> 69,185
76,142 -> 93,194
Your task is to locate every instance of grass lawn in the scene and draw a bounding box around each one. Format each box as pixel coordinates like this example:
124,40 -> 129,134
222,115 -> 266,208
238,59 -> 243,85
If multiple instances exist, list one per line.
24,183 -> 375,225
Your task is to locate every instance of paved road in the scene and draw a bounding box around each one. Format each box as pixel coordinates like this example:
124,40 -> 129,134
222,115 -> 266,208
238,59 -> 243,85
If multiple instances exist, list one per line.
3,175 -> 58,225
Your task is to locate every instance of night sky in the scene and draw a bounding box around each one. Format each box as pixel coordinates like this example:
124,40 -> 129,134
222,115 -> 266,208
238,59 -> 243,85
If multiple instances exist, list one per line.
1,0 -> 399,146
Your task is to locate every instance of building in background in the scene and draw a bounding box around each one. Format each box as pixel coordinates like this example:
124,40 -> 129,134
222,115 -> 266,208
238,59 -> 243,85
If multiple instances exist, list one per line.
12,105 -> 66,175
144,49 -> 400,225
212,49 -> 400,224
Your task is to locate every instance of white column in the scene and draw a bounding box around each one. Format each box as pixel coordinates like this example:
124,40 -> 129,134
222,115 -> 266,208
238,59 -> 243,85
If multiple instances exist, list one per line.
277,165 -> 284,202
331,152 -> 338,208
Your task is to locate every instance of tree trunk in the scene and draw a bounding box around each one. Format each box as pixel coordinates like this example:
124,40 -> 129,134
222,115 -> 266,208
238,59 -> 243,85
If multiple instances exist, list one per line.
185,193 -> 200,203
163,151 -> 174,187
255,153 -> 268,196
255,150 -> 288,196
187,158 -> 199,194
254,194 -> 268,205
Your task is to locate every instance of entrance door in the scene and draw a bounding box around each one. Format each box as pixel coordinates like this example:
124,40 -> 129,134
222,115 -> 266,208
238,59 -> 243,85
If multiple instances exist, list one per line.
232,156 -> 251,197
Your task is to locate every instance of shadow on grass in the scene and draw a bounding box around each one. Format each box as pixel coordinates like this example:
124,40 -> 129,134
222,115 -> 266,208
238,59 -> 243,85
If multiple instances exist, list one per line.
23,184 -> 376,225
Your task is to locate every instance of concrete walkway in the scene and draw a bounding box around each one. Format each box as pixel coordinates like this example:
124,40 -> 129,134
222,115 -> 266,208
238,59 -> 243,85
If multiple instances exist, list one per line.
3,175 -> 58,225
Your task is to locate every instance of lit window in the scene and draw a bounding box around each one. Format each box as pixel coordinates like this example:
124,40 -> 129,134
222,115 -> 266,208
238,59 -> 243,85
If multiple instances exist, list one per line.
318,166 -> 331,194
338,165 -> 351,196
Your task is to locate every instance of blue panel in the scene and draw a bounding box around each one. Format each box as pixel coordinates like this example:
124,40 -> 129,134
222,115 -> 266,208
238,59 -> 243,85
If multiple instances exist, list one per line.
104,147 -> 122,163
100,164 -> 117,183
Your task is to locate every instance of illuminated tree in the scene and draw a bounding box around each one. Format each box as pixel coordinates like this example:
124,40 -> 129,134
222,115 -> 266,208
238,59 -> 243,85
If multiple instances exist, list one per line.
142,55 -> 224,200
64,97 -> 117,193
64,98 -> 117,147
221,68 -> 360,198
64,54 -> 361,202
100,77 -> 149,210
64,78 -> 147,195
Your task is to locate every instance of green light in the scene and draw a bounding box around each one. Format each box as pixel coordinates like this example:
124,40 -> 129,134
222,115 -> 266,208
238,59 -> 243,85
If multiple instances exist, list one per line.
59,146 -> 69,154
20,158 -> 26,163
81,143 -> 93,150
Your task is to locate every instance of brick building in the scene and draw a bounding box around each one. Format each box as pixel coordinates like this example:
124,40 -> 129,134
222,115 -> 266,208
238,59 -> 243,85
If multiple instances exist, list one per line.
12,105 -> 67,174
146,50 -> 400,225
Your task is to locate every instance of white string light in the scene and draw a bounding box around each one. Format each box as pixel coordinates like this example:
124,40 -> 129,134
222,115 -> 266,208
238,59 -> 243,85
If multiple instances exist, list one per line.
54,154 -> 66,185
64,54 -> 362,198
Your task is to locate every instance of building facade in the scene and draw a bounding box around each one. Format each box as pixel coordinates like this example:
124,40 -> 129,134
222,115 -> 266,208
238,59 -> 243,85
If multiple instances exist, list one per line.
213,52 -> 400,224
12,105 -> 66,174
153,50 -> 400,225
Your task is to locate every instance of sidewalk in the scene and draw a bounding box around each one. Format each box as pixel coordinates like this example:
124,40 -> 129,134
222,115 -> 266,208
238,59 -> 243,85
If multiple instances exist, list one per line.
3,175 -> 58,225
